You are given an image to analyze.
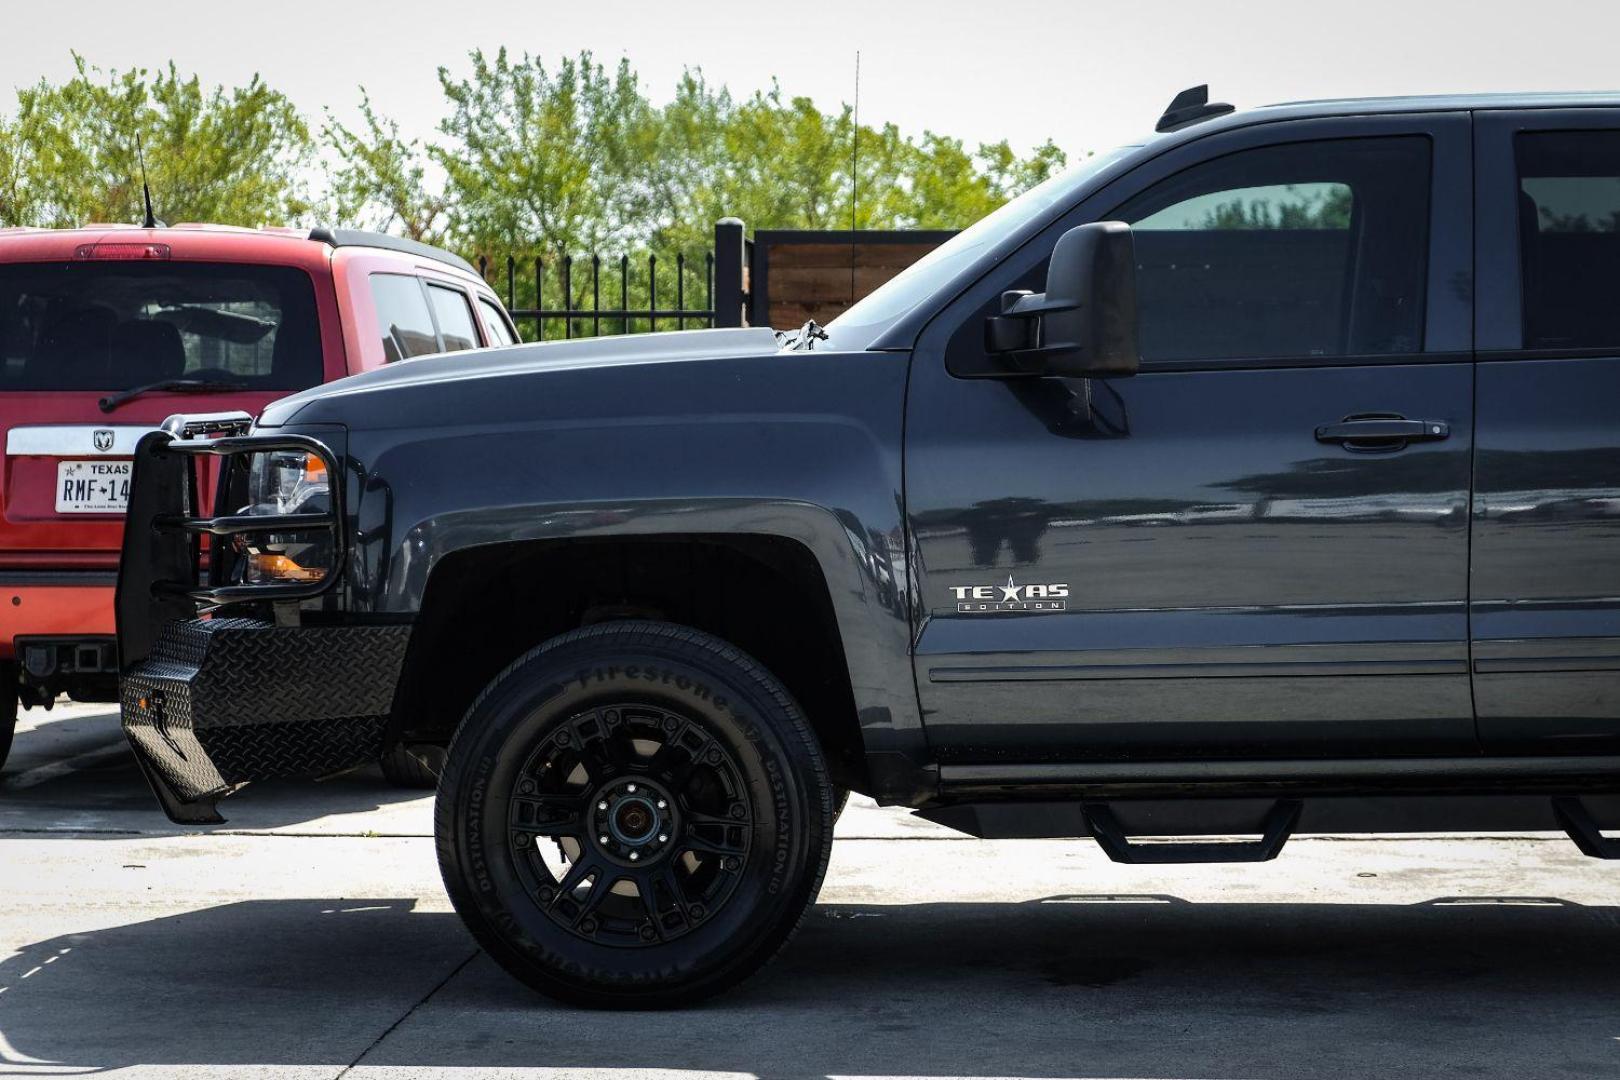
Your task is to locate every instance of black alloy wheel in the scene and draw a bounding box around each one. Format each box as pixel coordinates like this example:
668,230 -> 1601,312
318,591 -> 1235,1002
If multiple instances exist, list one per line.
508,701 -> 754,947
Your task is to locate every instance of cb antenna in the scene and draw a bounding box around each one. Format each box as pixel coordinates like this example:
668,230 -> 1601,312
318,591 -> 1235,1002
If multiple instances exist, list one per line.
136,133 -> 158,229
849,50 -> 860,308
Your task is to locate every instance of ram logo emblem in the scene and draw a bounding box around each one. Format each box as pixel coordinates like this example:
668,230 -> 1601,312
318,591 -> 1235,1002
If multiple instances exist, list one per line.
92,429 -> 115,452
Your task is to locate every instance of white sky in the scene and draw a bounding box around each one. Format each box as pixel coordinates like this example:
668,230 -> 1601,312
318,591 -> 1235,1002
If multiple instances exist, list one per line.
5,0 -> 1620,162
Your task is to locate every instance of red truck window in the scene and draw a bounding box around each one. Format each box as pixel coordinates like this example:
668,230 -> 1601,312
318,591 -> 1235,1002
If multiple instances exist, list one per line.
370,273 -> 439,362
426,284 -> 480,352
478,296 -> 520,346
0,262 -> 321,390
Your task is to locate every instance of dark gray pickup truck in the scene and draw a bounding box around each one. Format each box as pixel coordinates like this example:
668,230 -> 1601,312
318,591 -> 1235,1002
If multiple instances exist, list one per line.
118,89 -> 1620,1006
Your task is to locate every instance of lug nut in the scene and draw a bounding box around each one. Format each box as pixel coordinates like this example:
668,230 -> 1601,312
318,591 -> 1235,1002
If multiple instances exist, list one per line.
706,749 -> 722,764
598,800 -> 608,811
512,833 -> 529,847
690,905 -> 706,920
662,717 -> 678,732
729,805 -> 746,819
518,779 -> 535,794
656,799 -> 667,809
599,835 -> 610,845
723,856 -> 740,871
657,834 -> 667,843
629,851 -> 640,861
640,925 -> 657,941
605,709 -> 619,725
537,886 -> 555,902
580,918 -> 597,934
627,783 -> 637,793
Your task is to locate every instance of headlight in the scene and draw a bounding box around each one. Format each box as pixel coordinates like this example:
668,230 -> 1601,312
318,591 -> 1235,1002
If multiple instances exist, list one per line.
247,450 -> 329,516
239,450 -> 333,584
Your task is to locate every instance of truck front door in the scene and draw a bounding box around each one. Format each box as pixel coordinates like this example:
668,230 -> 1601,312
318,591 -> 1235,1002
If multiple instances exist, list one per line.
905,113 -> 1478,762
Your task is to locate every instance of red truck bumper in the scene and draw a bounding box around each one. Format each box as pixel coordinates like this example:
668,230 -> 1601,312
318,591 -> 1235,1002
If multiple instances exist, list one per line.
2,576 -> 119,703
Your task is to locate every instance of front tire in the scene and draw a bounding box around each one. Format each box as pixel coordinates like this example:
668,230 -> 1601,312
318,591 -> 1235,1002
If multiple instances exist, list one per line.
435,621 -> 835,1007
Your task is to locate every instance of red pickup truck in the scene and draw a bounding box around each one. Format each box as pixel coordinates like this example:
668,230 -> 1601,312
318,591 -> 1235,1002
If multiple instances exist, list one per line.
0,224 -> 518,776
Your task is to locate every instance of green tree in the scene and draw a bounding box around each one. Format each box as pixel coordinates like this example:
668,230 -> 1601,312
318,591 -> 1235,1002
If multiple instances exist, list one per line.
431,49 -> 658,256
328,52 -> 1069,262
3,54 -> 314,228
324,92 -> 448,242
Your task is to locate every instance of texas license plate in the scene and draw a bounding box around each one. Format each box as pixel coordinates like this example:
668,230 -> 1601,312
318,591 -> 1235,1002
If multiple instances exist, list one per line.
56,459 -> 133,514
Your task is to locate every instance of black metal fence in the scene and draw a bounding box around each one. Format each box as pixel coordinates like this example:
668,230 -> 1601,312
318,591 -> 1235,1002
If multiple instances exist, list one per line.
475,221 -> 749,341
471,220 -> 954,341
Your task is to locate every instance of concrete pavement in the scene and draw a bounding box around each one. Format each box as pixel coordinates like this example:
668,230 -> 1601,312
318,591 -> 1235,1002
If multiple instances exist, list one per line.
2,702 -> 1618,1079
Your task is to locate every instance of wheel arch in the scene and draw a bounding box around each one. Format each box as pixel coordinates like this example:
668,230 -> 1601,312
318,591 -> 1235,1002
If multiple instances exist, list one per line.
388,532 -> 903,796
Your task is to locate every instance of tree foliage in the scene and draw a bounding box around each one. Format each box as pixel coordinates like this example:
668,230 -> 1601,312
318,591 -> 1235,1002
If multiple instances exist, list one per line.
329,49 -> 1069,263
1,54 -> 313,228
2,50 -> 1071,287
324,92 -> 448,242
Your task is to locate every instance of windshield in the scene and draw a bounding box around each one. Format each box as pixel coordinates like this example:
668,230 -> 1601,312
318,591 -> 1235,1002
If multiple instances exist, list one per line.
0,261 -> 322,391
825,146 -> 1136,349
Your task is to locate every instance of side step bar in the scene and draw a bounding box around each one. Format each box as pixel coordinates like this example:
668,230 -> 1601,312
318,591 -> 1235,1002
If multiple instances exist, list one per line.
916,792 -> 1620,862
1554,797 -> 1620,860
1084,800 -> 1300,864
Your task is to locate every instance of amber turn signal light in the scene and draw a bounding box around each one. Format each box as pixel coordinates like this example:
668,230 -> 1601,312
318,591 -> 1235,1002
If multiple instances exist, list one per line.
250,552 -> 326,583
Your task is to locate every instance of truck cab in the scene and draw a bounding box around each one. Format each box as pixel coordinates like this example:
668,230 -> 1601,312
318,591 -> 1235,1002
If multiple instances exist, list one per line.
116,91 -> 1620,1006
0,224 -> 516,772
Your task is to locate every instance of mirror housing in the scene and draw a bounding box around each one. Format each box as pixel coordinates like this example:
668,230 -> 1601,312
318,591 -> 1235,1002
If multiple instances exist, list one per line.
985,221 -> 1139,377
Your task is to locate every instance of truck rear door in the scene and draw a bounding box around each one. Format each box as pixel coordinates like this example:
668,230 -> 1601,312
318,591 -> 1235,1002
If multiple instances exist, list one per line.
1470,108 -> 1620,752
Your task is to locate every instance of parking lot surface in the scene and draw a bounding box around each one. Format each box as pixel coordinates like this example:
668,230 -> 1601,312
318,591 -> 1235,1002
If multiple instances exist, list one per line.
2,702 -> 1618,1080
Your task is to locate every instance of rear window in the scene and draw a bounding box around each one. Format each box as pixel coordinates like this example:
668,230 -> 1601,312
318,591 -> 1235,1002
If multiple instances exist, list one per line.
0,262 -> 321,391
1516,130 -> 1620,349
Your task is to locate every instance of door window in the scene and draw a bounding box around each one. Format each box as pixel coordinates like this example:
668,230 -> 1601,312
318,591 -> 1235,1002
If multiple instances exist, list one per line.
479,297 -> 520,345
370,274 -> 439,362
1515,130 -> 1620,349
1113,137 -> 1431,362
426,284 -> 481,352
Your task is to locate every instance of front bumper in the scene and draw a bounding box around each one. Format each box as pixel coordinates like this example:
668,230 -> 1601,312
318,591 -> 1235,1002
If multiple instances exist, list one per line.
122,617 -> 410,822
117,412 -> 378,823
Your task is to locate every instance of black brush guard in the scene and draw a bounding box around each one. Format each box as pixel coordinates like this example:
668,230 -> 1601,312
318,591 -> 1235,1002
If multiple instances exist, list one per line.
117,413 -> 409,823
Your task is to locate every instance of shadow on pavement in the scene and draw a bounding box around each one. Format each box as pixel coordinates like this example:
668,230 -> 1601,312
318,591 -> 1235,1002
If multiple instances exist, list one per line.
1,705 -> 432,836
2,893 -> 1618,1077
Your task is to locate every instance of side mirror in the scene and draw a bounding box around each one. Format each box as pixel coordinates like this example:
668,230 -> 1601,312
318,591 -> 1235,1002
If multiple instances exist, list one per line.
985,221 -> 1139,377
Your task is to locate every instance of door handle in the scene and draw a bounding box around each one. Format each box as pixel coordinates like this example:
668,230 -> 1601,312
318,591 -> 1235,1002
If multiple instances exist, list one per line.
1314,416 -> 1449,449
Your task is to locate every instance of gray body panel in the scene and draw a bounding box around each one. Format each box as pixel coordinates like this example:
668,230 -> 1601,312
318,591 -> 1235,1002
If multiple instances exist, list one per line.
264,331 -> 928,778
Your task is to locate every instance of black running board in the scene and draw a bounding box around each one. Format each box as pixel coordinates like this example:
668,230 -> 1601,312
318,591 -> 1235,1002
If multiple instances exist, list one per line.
1554,797 -> 1620,860
937,755 -> 1620,800
1083,800 -> 1301,864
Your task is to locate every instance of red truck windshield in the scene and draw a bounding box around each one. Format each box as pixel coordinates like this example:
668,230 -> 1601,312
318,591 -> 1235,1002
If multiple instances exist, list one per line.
0,261 -> 322,391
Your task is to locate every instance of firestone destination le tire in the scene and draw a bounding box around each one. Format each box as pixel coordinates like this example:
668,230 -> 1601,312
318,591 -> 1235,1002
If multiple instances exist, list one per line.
435,620 -> 835,1008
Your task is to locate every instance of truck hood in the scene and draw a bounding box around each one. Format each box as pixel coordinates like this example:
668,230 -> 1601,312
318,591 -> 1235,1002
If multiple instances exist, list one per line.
258,327 -> 785,427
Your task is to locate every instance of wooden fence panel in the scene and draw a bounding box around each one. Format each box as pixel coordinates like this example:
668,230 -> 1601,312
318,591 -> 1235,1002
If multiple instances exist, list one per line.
748,230 -> 956,329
